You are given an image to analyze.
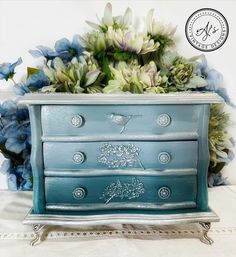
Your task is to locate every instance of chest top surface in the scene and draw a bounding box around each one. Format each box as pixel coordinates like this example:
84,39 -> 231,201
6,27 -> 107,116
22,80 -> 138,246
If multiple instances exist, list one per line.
19,92 -> 223,105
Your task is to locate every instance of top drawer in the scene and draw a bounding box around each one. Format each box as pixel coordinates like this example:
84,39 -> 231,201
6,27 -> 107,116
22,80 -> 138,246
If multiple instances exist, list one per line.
41,105 -> 202,136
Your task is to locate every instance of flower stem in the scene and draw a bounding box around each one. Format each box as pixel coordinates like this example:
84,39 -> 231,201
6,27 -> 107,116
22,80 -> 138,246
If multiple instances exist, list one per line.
11,78 -> 17,85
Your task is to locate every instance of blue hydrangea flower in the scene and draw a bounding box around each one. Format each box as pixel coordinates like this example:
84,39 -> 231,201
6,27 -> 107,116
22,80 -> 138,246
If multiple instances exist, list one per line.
196,55 -> 223,91
0,100 -> 32,191
0,57 -> 22,81
196,55 -> 234,106
0,101 -> 17,143
0,100 -> 17,125
4,122 -> 31,154
29,45 -> 58,60
0,159 -> 32,190
14,71 -> 50,95
13,82 -> 31,96
25,70 -> 50,91
0,160 -> 17,190
208,172 -> 227,188
0,100 -> 31,154
55,35 -> 84,63
18,161 -> 33,190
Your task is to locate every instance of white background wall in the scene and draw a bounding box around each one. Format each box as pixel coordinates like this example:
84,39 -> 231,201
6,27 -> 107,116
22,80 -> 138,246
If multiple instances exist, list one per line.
0,0 -> 236,189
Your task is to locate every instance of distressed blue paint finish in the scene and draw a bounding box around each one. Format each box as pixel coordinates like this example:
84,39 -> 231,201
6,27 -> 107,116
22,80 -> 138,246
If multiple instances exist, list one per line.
45,175 -> 197,209
28,106 -> 44,214
196,105 -> 210,211
43,141 -> 198,170
20,93 -> 222,216
41,105 -> 202,136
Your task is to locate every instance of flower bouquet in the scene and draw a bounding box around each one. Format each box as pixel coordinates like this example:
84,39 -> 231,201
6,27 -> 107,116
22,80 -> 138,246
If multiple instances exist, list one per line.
0,3 -> 234,190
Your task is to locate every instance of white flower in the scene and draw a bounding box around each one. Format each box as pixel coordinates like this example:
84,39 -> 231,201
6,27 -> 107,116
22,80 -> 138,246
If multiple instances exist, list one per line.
80,31 -> 108,54
139,61 -> 162,87
103,61 -> 164,93
86,3 -> 132,31
146,9 -> 177,37
107,27 -> 159,55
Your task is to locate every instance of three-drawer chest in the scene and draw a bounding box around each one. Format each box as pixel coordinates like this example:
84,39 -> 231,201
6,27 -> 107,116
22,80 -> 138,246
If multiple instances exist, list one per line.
20,92 -> 222,245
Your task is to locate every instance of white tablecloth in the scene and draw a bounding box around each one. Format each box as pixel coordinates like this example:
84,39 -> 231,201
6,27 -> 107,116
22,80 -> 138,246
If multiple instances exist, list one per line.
0,186 -> 236,257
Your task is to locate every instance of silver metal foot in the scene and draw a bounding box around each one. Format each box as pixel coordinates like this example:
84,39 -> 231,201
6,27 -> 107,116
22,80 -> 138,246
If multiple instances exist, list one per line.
199,222 -> 214,245
30,224 -> 46,246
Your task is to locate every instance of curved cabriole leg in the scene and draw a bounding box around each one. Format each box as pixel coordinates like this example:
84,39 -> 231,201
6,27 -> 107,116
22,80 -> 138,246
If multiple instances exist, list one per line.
199,222 -> 214,245
30,224 -> 46,246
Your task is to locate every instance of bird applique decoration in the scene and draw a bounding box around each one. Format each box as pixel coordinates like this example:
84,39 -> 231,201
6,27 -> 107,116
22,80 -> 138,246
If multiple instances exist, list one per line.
107,113 -> 142,134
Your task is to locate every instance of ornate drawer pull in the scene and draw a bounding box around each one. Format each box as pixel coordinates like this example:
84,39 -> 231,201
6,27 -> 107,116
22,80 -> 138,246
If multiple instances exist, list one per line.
73,152 -> 85,164
73,187 -> 86,199
71,114 -> 84,127
158,187 -> 171,199
158,152 -> 171,164
157,114 -> 171,127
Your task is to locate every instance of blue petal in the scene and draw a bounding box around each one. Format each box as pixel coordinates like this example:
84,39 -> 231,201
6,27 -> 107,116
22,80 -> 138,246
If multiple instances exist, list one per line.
0,134 -> 6,144
216,88 -> 235,107
55,38 -> 71,53
2,100 -> 17,116
0,73 -> 6,80
29,49 -> 45,58
72,35 -> 84,55
2,120 -> 19,137
227,149 -> 235,161
229,137 -> 235,147
29,46 -> 57,60
0,160 -> 12,175
14,82 -> 30,95
5,137 -> 25,154
0,63 -> 11,76
206,69 -> 223,91
10,57 -> 22,72
7,174 -> 18,190
20,179 -> 33,190
26,70 -> 49,90
37,45 -> 58,58
201,55 -> 208,68
16,106 -> 30,120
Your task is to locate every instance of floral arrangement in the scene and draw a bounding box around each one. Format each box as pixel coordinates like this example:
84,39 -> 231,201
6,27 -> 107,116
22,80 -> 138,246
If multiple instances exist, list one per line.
0,3 -> 234,190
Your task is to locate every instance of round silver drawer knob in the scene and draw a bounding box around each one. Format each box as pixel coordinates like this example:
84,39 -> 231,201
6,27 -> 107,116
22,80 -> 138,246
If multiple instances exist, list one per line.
158,152 -> 171,164
73,187 -> 86,199
73,152 -> 85,164
157,114 -> 171,127
158,187 -> 171,199
71,114 -> 84,127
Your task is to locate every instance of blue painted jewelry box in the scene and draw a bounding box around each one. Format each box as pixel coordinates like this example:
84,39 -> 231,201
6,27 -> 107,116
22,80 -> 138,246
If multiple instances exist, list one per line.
20,92 -> 222,245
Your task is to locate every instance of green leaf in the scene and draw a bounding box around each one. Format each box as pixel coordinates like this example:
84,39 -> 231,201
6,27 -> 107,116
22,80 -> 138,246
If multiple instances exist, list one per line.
128,83 -> 143,93
0,144 -> 24,165
27,67 -> 40,78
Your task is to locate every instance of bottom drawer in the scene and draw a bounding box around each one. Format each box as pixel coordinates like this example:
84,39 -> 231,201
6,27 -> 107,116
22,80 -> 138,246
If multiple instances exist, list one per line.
45,175 -> 197,211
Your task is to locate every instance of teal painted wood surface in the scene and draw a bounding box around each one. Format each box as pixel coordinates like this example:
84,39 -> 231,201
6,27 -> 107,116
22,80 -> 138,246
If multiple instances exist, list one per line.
196,104 -> 210,211
28,106 -> 44,214
43,141 -> 198,170
41,105 -> 202,136
45,175 -> 197,210
20,93 -> 223,215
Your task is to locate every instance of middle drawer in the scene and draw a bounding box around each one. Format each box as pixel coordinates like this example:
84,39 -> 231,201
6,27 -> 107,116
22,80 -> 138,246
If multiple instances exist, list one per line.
43,141 -> 198,170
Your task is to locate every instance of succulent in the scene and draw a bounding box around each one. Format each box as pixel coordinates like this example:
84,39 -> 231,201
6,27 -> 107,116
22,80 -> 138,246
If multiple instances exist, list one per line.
104,61 -> 166,93
208,104 -> 234,168
80,31 -> 108,56
41,56 -> 104,93
169,58 -> 207,90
